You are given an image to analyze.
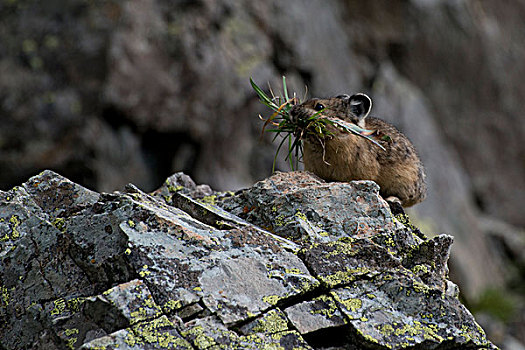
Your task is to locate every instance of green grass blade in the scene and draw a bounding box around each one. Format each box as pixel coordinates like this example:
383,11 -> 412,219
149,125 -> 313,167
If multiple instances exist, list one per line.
250,77 -> 279,110
282,76 -> 289,101
273,134 -> 290,173
333,120 -> 386,151
291,136 -> 302,170
287,134 -> 294,170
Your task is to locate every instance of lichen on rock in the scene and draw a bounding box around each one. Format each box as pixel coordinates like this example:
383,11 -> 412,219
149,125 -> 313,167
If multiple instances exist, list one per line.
0,170 -> 496,349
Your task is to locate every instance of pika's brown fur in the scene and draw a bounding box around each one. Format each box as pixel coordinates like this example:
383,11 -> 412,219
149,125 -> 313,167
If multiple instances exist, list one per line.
290,94 -> 427,207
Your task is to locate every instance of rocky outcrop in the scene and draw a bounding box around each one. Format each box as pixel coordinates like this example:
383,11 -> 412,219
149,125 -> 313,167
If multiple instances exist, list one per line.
2,1 -> 524,313
0,170 -> 495,349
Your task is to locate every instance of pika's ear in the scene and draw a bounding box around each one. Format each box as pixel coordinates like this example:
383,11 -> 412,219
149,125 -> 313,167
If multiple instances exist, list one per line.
349,93 -> 372,121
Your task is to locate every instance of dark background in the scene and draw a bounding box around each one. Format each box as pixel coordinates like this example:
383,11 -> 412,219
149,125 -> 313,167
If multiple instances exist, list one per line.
1,0 -> 524,346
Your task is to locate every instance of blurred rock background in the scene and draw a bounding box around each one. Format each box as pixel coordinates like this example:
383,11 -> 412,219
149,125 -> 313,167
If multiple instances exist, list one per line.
1,0 -> 524,347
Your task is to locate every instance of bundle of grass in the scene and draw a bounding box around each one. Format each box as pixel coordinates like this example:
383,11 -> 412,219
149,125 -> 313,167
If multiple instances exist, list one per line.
251,77 -> 385,171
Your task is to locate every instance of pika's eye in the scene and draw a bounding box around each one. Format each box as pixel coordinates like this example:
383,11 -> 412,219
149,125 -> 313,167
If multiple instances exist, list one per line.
314,103 -> 325,111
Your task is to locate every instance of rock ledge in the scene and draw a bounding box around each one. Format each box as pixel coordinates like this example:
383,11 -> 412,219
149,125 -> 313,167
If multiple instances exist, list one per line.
0,170 -> 495,349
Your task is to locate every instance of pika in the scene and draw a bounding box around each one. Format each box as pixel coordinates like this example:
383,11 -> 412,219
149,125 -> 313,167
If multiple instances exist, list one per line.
289,93 -> 427,207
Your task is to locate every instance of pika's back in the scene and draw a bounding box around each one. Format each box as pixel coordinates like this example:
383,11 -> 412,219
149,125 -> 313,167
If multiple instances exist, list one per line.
290,94 -> 427,207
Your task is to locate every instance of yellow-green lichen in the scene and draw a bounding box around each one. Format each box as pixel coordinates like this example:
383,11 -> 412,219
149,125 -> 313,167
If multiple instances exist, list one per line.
63,328 -> 79,350
166,184 -> 184,193
310,295 -> 342,321
412,281 -> 430,294
274,214 -> 287,227
285,268 -> 301,275
139,265 -> 151,277
144,296 -> 161,311
162,299 -> 182,313
128,220 -> 135,228
248,309 -> 288,334
420,313 -> 434,320
322,270 -> 354,287
1,285 -> 10,307
268,270 -> 281,280
214,220 -> 232,229
130,307 -> 146,322
10,214 -> 21,228
52,218 -> 66,232
263,330 -> 309,349
382,274 -> 393,281
66,337 -> 77,350
294,211 -> 307,222
412,264 -> 429,275
1,215 -> 21,241
51,298 -> 67,315
262,295 -> 280,306
126,316 -> 192,348
379,323 -> 395,335
379,320 -> 445,343
181,325 -> 216,348
64,328 -> 79,337
458,322 -> 492,346
289,278 -> 319,296
322,239 -> 356,259
342,298 -> 362,313
199,195 -> 217,206
321,266 -> 374,287
66,297 -> 86,313
383,235 -> 396,247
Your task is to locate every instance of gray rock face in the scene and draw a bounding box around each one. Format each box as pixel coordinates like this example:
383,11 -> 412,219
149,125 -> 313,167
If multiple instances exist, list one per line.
0,170 -> 495,349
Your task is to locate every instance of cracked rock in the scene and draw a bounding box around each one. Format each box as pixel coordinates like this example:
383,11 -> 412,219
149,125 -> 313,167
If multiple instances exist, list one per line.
0,170 -> 495,349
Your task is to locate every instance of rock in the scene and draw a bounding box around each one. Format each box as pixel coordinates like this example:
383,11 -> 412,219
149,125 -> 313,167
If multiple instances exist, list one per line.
80,315 -> 192,350
152,172 -> 213,200
0,170 -> 496,349
284,295 -> 347,335
181,314 -> 313,350
219,171 -> 401,242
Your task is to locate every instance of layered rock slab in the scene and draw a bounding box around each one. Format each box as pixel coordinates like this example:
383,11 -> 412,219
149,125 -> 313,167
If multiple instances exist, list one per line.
0,170 -> 495,349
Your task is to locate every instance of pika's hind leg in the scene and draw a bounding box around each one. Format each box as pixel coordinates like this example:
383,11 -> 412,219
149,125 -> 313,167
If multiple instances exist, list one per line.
385,196 -> 402,205
385,196 -> 404,216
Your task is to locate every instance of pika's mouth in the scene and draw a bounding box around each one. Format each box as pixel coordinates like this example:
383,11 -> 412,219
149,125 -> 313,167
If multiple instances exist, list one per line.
289,108 -> 385,150
250,77 -> 386,171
